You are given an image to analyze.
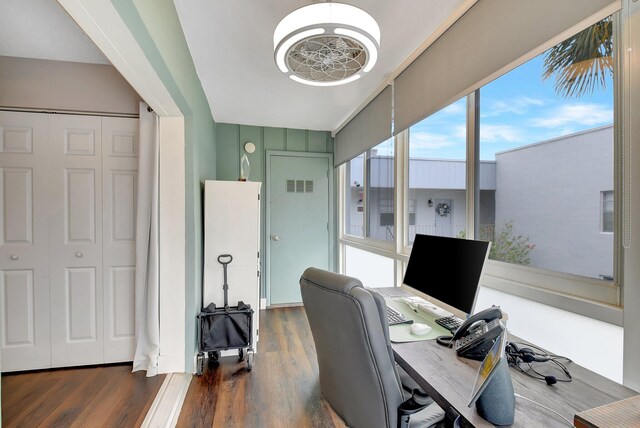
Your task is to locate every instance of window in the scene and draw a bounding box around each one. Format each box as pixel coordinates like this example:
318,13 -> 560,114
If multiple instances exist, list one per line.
339,14 -> 621,311
407,97 -> 467,244
344,154 -> 364,237
344,245 -> 395,287
478,16 -> 615,280
366,139 -> 395,241
379,199 -> 394,226
602,191 -> 614,233
379,199 -> 416,227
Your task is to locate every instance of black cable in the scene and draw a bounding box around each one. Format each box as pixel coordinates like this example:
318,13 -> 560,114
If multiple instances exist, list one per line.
505,341 -> 572,385
508,341 -> 572,362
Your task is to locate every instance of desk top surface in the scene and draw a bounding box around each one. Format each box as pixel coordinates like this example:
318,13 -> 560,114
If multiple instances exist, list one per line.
375,287 -> 638,427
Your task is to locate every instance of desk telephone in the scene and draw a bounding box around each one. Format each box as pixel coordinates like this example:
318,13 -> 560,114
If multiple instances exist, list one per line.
452,306 -> 504,361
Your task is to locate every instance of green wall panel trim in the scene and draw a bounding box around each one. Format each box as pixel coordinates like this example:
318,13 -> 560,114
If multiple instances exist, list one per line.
113,0 -> 217,372
308,130 -> 328,152
215,123 -> 335,298
286,128 -> 307,152
217,124 -> 240,180
326,133 -> 335,154
216,123 -> 334,183
264,127 -> 286,151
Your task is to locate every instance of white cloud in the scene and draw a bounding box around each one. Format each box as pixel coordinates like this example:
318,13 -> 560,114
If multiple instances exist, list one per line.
530,103 -> 613,128
480,124 -> 525,143
409,131 -> 461,151
482,96 -> 546,117
453,125 -> 466,140
441,102 -> 465,115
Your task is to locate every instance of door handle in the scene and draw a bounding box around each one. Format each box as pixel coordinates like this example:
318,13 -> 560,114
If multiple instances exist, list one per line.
10,255 -> 19,261
271,235 -> 280,241
75,252 -> 83,258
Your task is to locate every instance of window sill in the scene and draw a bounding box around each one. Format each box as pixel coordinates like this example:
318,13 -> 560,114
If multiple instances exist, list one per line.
481,273 -> 623,326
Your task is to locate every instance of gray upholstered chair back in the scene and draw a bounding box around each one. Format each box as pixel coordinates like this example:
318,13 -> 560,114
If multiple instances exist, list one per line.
300,267 -> 404,428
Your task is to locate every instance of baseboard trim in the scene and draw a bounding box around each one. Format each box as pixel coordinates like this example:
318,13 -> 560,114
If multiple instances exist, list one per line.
158,354 -> 185,374
268,302 -> 304,309
141,372 -> 191,428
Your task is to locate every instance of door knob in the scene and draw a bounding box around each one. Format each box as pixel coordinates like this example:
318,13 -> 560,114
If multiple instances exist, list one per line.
10,255 -> 19,261
271,235 -> 280,241
75,252 -> 83,258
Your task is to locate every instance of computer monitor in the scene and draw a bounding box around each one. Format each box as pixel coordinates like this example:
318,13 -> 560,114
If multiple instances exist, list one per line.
403,234 -> 490,316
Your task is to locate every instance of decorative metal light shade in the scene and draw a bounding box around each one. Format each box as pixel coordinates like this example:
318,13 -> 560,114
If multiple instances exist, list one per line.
273,3 -> 380,86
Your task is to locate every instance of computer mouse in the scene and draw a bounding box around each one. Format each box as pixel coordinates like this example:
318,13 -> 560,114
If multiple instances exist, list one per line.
410,323 -> 432,336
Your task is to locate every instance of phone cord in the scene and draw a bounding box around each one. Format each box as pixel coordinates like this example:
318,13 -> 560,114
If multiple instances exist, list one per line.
513,393 -> 575,427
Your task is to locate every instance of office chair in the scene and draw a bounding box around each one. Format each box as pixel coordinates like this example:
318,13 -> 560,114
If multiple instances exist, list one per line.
300,268 -> 444,428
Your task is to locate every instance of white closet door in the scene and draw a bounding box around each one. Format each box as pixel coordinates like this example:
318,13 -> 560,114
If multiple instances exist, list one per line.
49,115 -> 104,367
0,112 -> 51,371
102,117 -> 138,363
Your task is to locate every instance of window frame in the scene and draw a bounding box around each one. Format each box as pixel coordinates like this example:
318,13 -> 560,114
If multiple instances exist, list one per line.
602,190 -> 615,234
338,11 -> 623,326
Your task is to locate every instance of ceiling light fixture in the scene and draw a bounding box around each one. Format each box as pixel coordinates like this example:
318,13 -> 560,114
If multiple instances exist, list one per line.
273,2 -> 380,86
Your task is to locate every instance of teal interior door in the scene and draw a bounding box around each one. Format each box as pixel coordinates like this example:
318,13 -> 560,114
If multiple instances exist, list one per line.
268,154 -> 330,305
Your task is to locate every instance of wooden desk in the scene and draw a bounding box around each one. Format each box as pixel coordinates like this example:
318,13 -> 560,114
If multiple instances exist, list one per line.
574,395 -> 640,427
392,332 -> 636,427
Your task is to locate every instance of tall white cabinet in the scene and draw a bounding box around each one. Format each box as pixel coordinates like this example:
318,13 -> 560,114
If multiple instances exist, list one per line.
203,180 -> 261,354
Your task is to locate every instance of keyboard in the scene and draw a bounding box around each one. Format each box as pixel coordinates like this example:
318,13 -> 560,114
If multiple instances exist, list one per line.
435,316 -> 462,333
386,306 -> 413,326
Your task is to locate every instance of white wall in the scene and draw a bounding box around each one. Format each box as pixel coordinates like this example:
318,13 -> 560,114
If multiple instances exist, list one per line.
476,286 -> 623,384
0,56 -> 140,114
345,245 -> 394,288
495,126 -> 614,279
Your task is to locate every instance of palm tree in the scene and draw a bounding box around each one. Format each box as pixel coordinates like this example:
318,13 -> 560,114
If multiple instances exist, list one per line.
542,17 -> 613,98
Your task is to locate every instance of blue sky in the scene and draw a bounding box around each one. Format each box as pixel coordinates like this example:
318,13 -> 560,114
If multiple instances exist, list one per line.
404,54 -> 614,161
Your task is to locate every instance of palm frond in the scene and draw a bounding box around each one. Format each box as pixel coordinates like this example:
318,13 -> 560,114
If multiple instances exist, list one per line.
542,18 -> 613,98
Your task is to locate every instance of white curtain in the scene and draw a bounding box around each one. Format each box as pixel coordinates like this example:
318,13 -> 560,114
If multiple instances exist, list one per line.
132,102 -> 161,376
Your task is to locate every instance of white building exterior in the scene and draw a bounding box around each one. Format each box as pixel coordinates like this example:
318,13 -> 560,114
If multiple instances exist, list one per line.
347,156 -> 496,241
495,125 -> 614,279
347,125 -> 614,279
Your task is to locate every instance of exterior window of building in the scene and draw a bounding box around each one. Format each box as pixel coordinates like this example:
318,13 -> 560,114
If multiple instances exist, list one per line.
478,17 -> 615,280
366,138 -> 395,241
379,199 -> 394,226
602,191 -> 614,233
345,154 -> 364,237
407,97 -> 468,245
380,200 -> 416,227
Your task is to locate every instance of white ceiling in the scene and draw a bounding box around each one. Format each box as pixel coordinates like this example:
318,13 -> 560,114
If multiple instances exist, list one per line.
0,0 -> 108,64
3,0 -> 465,132
174,0 -> 464,131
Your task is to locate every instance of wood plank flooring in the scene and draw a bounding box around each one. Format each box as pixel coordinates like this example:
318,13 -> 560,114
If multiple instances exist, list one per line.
2,363 -> 165,427
177,307 -> 347,428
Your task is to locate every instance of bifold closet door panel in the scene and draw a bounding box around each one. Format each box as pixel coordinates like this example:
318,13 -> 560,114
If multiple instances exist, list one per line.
48,114 -> 105,367
102,117 -> 138,363
0,112 -> 52,371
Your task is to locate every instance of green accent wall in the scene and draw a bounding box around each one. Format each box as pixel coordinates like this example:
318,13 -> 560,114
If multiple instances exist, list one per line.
216,123 -> 336,297
112,0 -> 216,371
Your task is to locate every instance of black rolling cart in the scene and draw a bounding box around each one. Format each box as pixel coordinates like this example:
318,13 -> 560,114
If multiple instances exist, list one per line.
196,254 -> 254,375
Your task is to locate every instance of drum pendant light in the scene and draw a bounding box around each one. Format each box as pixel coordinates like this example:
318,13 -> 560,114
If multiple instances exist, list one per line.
273,3 -> 380,86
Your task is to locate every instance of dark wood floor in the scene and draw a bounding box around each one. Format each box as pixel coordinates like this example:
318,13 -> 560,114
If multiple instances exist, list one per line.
177,307 -> 346,428
2,363 -> 165,427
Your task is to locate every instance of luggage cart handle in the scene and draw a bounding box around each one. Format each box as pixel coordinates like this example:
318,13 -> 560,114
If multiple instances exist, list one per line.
217,254 -> 233,265
218,254 -> 233,309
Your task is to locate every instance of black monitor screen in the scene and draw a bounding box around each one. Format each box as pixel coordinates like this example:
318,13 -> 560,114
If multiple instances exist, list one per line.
403,234 -> 490,315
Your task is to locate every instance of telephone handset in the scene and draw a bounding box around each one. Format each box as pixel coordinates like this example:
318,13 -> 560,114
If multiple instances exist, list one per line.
452,306 -> 504,361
